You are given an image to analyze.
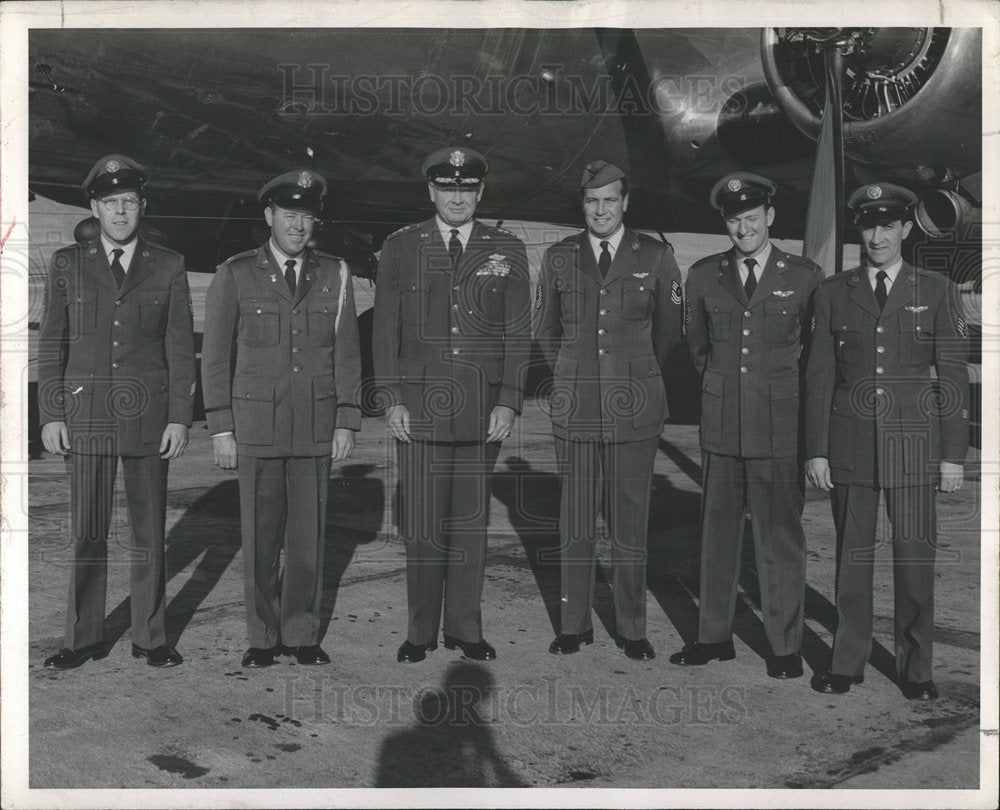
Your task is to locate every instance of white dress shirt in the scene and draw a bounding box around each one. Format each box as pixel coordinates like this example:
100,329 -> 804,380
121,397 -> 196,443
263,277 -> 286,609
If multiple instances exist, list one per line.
588,224 -> 625,266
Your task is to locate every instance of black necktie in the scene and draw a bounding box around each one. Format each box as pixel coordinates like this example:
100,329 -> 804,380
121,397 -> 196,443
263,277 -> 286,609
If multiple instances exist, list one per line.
449,229 -> 463,269
598,240 -> 611,278
284,259 -> 297,296
875,270 -> 888,310
743,257 -> 757,299
110,248 -> 126,289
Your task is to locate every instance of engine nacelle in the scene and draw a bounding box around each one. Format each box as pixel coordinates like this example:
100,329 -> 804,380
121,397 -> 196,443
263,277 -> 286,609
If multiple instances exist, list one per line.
761,28 -> 981,189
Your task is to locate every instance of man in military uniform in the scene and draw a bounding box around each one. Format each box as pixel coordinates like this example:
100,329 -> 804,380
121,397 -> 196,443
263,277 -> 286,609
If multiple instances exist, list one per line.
805,183 -> 969,700
201,169 -> 362,668
372,147 -> 531,663
670,173 -> 824,678
39,155 -> 196,669
536,161 -> 683,660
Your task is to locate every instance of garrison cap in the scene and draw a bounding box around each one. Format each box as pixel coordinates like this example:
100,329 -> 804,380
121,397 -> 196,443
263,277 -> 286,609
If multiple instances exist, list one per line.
258,169 -> 327,214
710,172 -> 777,217
422,147 -> 488,187
848,182 -> 917,227
82,154 -> 147,199
581,160 -> 627,189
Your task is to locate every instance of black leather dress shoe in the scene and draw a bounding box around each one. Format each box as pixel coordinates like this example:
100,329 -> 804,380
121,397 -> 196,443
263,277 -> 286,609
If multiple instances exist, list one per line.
548,630 -> 594,655
668,640 -> 735,666
901,679 -> 939,701
767,652 -> 803,679
241,647 -> 277,668
131,644 -> 183,668
43,642 -> 106,670
616,637 -> 656,660
811,671 -> 864,694
443,635 -> 497,660
283,644 -> 330,665
396,640 -> 438,663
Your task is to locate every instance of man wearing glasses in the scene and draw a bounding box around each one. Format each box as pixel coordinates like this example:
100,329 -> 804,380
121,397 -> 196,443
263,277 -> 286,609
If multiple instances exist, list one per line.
38,154 -> 196,669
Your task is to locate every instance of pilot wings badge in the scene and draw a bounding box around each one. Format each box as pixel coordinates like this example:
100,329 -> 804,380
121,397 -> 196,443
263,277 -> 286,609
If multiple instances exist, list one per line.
632,272 -> 650,279
905,305 -> 928,313
772,290 -> 794,298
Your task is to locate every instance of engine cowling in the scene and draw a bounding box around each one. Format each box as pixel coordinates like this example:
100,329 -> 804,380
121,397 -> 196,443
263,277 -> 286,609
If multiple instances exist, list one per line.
760,28 -> 981,189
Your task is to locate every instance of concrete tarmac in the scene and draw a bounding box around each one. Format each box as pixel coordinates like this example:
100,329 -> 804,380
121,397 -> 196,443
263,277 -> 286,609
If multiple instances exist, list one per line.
24,401 -> 985,795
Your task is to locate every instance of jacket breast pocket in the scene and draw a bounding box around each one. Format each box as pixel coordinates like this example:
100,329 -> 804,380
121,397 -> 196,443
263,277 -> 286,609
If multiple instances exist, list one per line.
898,316 -> 934,367
834,327 -> 863,366
764,298 -> 799,344
139,291 -> 169,336
239,300 -> 280,348
706,299 -> 733,342
231,375 -> 275,444
68,289 -> 97,337
312,375 -> 338,442
307,304 -> 336,347
621,281 -> 653,321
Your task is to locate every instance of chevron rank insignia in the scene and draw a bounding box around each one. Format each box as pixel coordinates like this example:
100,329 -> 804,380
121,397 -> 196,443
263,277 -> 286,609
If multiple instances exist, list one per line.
772,290 -> 794,297
187,287 -> 194,316
957,315 -> 968,338
684,300 -> 692,326
811,315 -> 817,332
189,381 -> 197,398
905,305 -> 928,313
633,272 -> 650,278
671,279 -> 682,305
534,282 -> 543,309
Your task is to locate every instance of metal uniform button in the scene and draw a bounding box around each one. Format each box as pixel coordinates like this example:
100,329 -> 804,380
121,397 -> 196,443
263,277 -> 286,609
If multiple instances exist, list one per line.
876,366 -> 884,374
115,300 -> 121,307
113,320 -> 121,327
741,347 -> 749,355
293,366 -> 302,372
877,345 -> 885,354
451,327 -> 459,334
599,309 -> 608,316
292,347 -> 300,354
598,328 -> 606,335
915,325 -> 922,332
744,310 -> 751,318
876,388 -> 885,396
742,328 -> 750,336
292,329 -> 301,335
599,289 -> 607,296
256,308 -> 262,314
876,326 -> 885,334
112,341 -> 120,347
293,309 -> 300,315
452,304 -> 459,310
598,348 -> 606,356
452,348 -> 460,355
111,362 -> 119,369
740,366 -> 748,373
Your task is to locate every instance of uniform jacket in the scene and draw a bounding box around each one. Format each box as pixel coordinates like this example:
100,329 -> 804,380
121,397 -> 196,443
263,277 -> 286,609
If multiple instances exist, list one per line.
201,244 -> 362,458
805,263 -> 970,487
37,237 -> 196,456
536,228 -> 684,442
372,217 -> 532,442
685,245 -> 824,458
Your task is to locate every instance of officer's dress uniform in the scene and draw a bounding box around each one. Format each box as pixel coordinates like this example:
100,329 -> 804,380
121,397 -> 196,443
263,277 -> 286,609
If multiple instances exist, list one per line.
201,242 -> 362,649
805,262 -> 969,683
685,243 -> 824,655
372,217 -> 531,646
536,227 -> 683,641
38,235 -> 196,651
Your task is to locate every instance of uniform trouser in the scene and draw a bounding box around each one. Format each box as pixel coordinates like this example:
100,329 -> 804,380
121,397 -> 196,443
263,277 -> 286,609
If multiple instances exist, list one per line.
64,451 -> 169,650
554,435 -> 658,641
238,455 -> 332,648
829,483 -> 937,683
396,440 -> 501,645
697,452 -> 806,656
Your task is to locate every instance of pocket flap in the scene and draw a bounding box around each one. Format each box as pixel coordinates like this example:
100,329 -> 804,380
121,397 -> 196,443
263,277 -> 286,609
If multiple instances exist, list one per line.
707,299 -> 732,314
233,375 -> 274,402
765,299 -> 796,315
313,375 -> 337,400
769,377 -> 799,400
629,354 -> 660,378
702,370 -> 725,397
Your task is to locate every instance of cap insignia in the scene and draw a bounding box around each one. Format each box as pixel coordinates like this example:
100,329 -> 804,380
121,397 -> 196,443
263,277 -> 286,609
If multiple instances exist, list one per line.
867,185 -> 883,200
297,170 -> 313,188
105,159 -> 120,173
727,178 -> 742,192
449,150 -> 466,167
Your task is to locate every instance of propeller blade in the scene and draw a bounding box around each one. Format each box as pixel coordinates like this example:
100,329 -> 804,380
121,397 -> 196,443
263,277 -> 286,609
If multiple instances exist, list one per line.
802,45 -> 846,275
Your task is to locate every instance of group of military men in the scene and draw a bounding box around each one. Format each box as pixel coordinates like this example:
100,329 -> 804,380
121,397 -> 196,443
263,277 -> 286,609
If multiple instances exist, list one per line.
38,147 -> 969,702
